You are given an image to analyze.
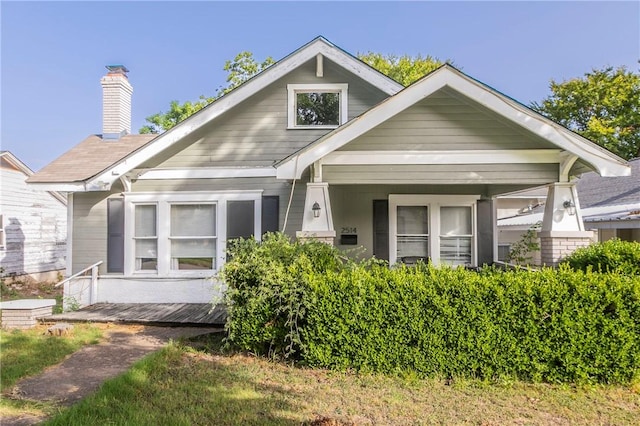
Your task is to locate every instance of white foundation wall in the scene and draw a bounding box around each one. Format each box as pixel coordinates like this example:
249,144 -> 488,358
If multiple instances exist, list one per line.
64,276 -> 223,308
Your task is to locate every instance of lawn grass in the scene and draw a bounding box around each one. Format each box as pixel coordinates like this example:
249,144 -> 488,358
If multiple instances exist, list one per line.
44,333 -> 640,426
0,323 -> 103,392
0,323 -> 103,420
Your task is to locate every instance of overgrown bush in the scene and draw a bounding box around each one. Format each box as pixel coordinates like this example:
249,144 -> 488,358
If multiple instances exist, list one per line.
220,232 -> 348,358
561,239 -> 640,275
221,234 -> 640,384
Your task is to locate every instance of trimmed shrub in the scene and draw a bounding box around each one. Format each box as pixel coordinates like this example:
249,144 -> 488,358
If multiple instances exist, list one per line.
221,234 -> 640,384
561,239 -> 640,275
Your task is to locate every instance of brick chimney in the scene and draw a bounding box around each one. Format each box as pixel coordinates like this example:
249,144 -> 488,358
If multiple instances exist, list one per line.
100,65 -> 133,140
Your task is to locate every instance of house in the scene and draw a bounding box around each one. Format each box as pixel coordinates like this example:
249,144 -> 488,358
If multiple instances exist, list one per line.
498,158 -> 640,260
0,151 -> 67,281
28,37 -> 630,306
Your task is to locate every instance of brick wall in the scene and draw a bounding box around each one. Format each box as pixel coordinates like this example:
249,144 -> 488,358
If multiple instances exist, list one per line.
539,231 -> 594,266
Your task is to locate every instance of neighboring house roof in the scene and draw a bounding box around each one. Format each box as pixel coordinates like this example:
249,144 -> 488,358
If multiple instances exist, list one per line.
0,151 -> 67,205
27,134 -> 155,188
575,158 -> 640,208
496,186 -> 549,199
29,37 -> 403,191
499,159 -> 640,229
276,64 -> 629,179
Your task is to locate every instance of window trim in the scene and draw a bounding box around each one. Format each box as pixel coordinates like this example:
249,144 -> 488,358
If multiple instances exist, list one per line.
123,191 -> 262,277
0,213 -> 4,250
389,195 -> 480,266
287,83 -> 348,129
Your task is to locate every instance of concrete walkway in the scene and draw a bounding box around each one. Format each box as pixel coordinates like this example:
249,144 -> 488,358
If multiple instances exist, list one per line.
4,325 -> 221,425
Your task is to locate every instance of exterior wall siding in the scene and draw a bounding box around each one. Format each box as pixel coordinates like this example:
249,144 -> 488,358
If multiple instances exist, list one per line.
341,88 -> 556,151
142,59 -> 388,169
72,191 -> 111,274
0,165 -> 67,276
323,164 -> 558,185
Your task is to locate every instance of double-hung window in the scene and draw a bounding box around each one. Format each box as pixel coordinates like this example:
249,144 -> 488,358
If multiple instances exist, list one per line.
287,84 -> 348,129
125,191 -> 263,276
134,204 -> 157,271
390,195 -> 479,266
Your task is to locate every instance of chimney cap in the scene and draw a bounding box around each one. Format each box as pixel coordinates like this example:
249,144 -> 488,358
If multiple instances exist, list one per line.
105,65 -> 129,74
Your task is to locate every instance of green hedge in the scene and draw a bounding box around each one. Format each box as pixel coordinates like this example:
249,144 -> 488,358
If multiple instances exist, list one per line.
222,234 -> 640,384
561,239 -> 640,275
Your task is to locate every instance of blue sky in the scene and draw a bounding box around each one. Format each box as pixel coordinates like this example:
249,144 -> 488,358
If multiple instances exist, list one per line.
1,1 -> 638,171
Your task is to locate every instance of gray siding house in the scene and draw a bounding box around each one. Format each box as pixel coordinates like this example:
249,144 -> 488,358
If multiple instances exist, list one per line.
1,151 -> 67,280
28,38 -> 630,306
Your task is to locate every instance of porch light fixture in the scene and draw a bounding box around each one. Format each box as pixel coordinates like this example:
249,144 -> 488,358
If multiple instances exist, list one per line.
312,202 -> 321,218
563,200 -> 576,216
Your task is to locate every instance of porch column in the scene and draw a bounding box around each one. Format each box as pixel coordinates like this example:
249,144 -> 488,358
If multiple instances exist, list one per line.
539,182 -> 593,266
296,182 -> 336,244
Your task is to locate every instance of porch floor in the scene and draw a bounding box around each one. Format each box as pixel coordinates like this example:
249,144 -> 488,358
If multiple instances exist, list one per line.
43,303 -> 227,326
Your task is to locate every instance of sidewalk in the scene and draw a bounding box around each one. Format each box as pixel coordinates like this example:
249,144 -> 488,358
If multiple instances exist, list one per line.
4,325 -> 221,425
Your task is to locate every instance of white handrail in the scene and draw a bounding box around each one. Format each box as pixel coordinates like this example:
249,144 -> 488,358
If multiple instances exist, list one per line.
55,261 -> 103,288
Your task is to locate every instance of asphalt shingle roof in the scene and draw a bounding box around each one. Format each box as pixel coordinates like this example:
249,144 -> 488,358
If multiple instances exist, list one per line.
27,134 -> 156,183
576,158 -> 640,208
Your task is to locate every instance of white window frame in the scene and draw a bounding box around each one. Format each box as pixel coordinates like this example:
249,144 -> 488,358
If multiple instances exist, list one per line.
133,203 -> 158,272
389,195 -> 480,266
124,191 -> 262,277
287,83 -> 348,129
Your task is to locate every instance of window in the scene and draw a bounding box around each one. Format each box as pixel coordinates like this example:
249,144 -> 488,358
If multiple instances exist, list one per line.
124,192 -> 262,276
396,206 -> 429,264
287,84 -> 348,128
389,195 -> 479,266
134,204 -> 157,271
170,204 -> 216,270
440,206 -> 472,266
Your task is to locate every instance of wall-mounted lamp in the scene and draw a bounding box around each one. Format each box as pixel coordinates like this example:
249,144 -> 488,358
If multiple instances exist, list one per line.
312,202 -> 321,218
563,200 -> 576,216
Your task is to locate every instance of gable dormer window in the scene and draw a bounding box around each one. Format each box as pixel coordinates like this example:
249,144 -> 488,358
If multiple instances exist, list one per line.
287,84 -> 348,129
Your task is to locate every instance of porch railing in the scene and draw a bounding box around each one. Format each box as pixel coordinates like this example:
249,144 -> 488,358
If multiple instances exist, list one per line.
55,261 -> 103,306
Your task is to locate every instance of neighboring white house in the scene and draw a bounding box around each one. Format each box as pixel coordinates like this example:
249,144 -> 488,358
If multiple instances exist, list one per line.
28,37 -> 630,306
498,158 -> 640,263
0,151 -> 67,281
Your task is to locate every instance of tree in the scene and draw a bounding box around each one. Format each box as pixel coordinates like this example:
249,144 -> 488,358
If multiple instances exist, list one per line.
357,52 -> 447,86
532,66 -> 640,160
140,51 -> 447,133
140,52 -> 274,133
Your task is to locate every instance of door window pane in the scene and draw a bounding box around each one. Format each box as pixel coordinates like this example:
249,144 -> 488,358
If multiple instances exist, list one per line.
440,206 -> 472,265
397,206 -> 429,264
227,200 -> 255,240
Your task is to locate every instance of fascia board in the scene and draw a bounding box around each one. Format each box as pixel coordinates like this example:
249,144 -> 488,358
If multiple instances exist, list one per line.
27,182 -> 87,192
277,67 -> 630,179
86,39 -> 402,190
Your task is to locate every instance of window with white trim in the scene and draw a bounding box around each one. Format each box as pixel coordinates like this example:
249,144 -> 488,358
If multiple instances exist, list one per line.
287,84 -> 348,129
124,192 -> 262,276
389,195 -> 479,267
170,204 -> 216,270
134,204 -> 157,271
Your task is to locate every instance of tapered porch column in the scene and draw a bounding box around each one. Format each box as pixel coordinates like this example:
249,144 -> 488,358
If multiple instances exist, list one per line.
539,182 -> 593,266
296,182 -> 336,244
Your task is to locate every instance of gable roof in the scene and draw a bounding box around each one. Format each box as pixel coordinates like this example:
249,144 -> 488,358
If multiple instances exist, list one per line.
30,37 -> 403,191
1,151 -> 67,205
276,64 -> 630,179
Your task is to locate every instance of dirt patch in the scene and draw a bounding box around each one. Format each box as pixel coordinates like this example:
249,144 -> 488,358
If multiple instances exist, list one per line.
0,275 -> 63,301
3,324 -> 222,425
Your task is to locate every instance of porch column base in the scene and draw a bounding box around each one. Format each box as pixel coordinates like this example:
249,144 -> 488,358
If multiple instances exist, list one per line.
296,230 -> 336,245
538,231 -> 594,267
